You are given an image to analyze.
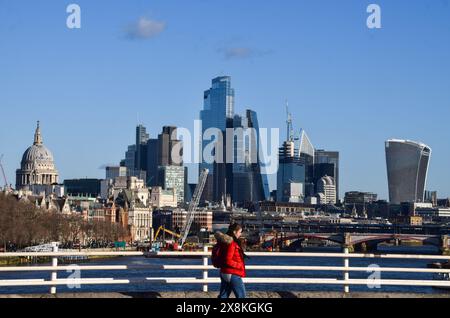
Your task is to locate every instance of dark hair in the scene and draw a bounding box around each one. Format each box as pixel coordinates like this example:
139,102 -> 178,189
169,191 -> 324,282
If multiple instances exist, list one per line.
226,223 -> 249,259
226,223 -> 243,238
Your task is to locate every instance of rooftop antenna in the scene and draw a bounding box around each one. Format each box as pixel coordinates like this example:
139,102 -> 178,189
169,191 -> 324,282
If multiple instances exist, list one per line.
286,100 -> 294,142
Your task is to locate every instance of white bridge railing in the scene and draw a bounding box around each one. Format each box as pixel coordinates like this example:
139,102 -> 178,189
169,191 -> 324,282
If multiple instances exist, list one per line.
1,245 -> 450,295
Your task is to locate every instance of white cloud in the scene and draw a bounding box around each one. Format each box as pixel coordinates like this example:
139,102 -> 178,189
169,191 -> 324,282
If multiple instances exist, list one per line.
125,17 -> 166,40
222,47 -> 253,59
218,47 -> 271,60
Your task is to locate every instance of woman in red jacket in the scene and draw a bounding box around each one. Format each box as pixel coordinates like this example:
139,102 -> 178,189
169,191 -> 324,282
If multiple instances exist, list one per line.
215,223 -> 247,299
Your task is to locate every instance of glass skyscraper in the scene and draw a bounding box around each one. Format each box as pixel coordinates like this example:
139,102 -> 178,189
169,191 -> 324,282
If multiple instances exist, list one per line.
247,110 -> 270,200
297,129 -> 315,197
385,139 -> 432,204
230,110 -> 268,203
200,76 -> 235,201
202,76 -> 235,126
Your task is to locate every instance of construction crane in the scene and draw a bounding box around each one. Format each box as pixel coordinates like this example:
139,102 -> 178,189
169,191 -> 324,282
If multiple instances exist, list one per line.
153,226 -> 181,241
179,168 -> 209,247
0,155 -> 8,188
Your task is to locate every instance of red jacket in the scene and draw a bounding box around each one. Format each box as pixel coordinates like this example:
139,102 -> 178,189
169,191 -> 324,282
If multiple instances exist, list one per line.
215,232 -> 246,278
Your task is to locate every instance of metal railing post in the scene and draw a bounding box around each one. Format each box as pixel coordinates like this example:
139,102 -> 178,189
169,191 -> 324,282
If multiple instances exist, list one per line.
50,242 -> 58,295
203,246 -> 209,293
343,247 -> 350,294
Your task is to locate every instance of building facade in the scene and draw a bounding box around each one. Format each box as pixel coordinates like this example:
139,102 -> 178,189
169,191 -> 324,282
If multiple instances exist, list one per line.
135,124 -> 149,176
316,175 -> 337,204
128,202 -> 152,242
158,165 -> 185,204
314,150 -> 339,200
344,192 -> 378,206
385,139 -> 432,204
158,126 -> 183,167
172,209 -> 213,233
106,166 -> 127,180
64,179 -> 102,197
424,190 -> 438,207
259,201 -> 317,214
297,130 -> 315,196
277,140 -> 306,203
150,187 -> 178,208
229,110 -> 267,204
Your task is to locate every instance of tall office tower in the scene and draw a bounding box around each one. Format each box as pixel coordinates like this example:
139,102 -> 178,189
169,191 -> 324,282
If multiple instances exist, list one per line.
146,126 -> 185,204
135,125 -> 149,173
212,117 -> 234,203
246,110 -> 270,201
158,126 -> 182,167
200,76 -> 235,202
317,175 -> 337,204
297,130 -> 315,197
145,126 -> 182,187
122,125 -> 149,182
124,144 -> 137,176
314,150 -> 340,200
385,139 -> 432,204
276,107 -> 313,203
146,138 -> 159,186
277,140 -> 306,203
229,110 -> 267,204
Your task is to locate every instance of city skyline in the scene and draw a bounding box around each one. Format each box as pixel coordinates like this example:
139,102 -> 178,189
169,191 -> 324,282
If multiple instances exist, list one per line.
3,107 -> 442,202
1,1 -> 450,200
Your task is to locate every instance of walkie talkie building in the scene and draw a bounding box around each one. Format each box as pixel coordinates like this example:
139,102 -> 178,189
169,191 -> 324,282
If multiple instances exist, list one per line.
385,139 -> 432,204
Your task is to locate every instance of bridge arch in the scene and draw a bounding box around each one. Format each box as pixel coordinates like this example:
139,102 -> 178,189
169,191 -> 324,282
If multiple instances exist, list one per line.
261,233 -> 344,249
260,233 -> 444,251
350,235 -> 442,248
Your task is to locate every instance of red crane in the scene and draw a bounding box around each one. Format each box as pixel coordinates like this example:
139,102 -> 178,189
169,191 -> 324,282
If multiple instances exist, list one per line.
0,154 -> 8,188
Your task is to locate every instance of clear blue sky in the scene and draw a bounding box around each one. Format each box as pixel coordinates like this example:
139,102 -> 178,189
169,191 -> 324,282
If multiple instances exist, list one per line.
1,0 -> 449,200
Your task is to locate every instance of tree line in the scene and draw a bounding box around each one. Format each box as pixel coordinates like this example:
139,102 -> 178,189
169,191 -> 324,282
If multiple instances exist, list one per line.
0,193 -> 129,251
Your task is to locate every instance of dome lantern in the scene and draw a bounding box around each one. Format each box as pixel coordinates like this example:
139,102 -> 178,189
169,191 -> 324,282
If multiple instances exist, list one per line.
34,121 -> 43,145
